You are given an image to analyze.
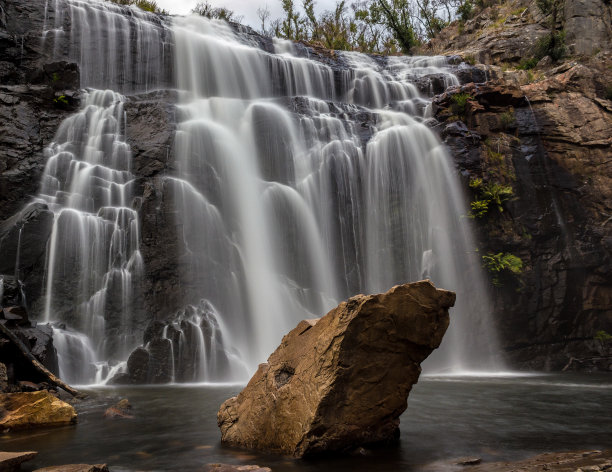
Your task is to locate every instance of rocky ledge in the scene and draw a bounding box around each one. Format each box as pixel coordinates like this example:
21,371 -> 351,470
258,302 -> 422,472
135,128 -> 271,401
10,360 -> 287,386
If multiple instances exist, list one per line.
217,280 -> 455,457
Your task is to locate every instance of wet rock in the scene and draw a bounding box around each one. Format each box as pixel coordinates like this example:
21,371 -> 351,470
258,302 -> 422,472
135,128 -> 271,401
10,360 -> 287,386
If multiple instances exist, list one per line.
0,277 -> 26,308
126,347 -> 150,384
0,362 -> 7,392
147,338 -> 173,383
104,398 -> 133,419
218,281 -> 455,457
1,306 -> 29,327
0,390 -> 77,430
456,457 -> 482,466
205,465 -> 272,472
33,465 -> 109,472
0,316 -> 60,387
0,451 -> 37,471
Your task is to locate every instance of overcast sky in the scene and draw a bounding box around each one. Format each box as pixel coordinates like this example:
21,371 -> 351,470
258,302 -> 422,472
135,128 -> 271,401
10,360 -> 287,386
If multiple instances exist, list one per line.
155,0 -> 339,29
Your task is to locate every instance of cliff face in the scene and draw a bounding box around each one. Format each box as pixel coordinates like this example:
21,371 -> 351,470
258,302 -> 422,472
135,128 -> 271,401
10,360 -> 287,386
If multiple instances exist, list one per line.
430,0 -> 612,371
0,0 -> 610,372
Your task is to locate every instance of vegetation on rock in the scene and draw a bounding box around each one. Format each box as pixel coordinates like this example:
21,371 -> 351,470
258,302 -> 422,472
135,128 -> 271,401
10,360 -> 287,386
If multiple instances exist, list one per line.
107,0 -> 168,14
468,178 -> 513,218
482,252 -> 523,286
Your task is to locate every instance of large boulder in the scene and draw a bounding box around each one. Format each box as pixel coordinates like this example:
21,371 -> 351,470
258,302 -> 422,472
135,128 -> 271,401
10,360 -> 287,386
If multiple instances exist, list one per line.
0,390 -> 77,430
217,280 -> 455,457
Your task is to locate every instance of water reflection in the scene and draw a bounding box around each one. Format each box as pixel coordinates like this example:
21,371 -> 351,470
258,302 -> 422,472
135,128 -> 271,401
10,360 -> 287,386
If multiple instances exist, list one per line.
2,374 -> 610,471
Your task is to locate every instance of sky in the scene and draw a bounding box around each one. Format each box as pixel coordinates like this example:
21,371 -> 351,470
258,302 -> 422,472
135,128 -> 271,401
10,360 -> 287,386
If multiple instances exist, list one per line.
155,0 -> 339,29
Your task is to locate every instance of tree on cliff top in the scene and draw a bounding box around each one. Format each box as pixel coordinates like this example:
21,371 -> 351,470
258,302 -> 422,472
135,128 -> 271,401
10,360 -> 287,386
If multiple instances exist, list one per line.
192,1 -> 243,22
107,0 -> 168,14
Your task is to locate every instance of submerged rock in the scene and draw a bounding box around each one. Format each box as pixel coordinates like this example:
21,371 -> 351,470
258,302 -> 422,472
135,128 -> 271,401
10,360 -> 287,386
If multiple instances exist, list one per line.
217,280 -> 455,457
104,398 -> 133,419
0,390 -> 77,431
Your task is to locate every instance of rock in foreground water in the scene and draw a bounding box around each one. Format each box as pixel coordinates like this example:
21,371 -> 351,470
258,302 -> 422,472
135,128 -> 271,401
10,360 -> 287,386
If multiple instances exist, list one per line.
218,280 -> 455,457
0,451 -> 37,471
0,391 -> 77,431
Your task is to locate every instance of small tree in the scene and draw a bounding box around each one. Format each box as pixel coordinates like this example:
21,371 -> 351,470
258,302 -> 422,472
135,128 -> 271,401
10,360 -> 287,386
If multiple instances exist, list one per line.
535,0 -> 566,61
192,1 -> 242,22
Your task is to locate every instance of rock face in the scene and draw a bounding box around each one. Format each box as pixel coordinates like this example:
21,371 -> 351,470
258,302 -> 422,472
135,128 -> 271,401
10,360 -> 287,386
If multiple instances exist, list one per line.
217,281 -> 455,457
0,390 -> 77,430
0,451 -> 37,472
432,56 -> 612,370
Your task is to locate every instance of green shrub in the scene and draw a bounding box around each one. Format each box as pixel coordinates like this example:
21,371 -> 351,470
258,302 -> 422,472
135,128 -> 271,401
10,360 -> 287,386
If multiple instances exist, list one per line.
451,92 -> 473,116
53,95 -> 69,107
482,252 -> 523,286
500,110 -> 516,130
470,199 -> 490,218
468,178 -> 513,217
605,85 -> 612,101
517,57 -> 538,70
52,72 -> 60,82
463,54 -> 477,65
457,1 -> 474,22
595,330 -> 612,342
535,31 -> 566,61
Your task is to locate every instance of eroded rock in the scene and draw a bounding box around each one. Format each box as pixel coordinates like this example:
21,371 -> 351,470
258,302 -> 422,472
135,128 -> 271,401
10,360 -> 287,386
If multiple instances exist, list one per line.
217,280 -> 455,457
0,390 -> 77,430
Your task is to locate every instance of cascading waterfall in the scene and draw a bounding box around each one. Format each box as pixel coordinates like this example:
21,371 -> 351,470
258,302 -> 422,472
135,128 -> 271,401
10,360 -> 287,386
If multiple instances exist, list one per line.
30,2 -> 502,384
171,16 -> 500,374
42,0 -> 171,92
36,89 -> 143,383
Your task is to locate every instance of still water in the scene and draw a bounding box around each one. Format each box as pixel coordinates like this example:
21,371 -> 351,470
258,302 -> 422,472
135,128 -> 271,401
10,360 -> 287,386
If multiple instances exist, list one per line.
2,374 -> 611,471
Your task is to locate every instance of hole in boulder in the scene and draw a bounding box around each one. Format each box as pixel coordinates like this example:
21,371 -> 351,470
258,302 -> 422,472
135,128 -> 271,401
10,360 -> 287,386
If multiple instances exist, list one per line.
274,366 -> 295,388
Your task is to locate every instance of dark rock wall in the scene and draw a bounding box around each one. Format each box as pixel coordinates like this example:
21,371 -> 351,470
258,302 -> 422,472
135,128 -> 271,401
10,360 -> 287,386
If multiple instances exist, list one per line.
433,64 -> 612,371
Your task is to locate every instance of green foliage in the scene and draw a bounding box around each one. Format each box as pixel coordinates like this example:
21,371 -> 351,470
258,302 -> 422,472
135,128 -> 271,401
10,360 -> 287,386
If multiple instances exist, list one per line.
470,199 -> 490,218
193,1 -> 241,21
536,0 -> 562,16
511,7 -> 527,16
482,252 -> 523,286
371,0 -> 420,53
606,85 -> 612,101
51,72 -> 60,82
594,330 -> 612,343
499,110 -> 515,130
468,178 -> 513,217
53,95 -> 69,107
457,0 -> 474,22
535,31 -> 566,61
450,92 -> 472,116
107,0 -> 167,14
486,146 -> 504,163
517,57 -> 538,70
534,0 -> 565,61
463,54 -> 476,65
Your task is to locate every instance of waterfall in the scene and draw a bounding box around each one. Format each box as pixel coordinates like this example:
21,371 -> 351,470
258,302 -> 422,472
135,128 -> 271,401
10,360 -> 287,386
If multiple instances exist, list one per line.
171,16 -> 500,374
42,0 -> 172,93
29,3 -> 502,384
36,89 -> 144,380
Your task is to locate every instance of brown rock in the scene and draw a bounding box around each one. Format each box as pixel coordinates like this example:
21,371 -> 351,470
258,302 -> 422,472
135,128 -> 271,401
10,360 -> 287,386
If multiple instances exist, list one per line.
103,398 -> 133,419
205,465 -> 271,472
0,451 -> 37,472
217,280 -> 455,457
0,391 -> 77,431
33,465 -> 109,472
